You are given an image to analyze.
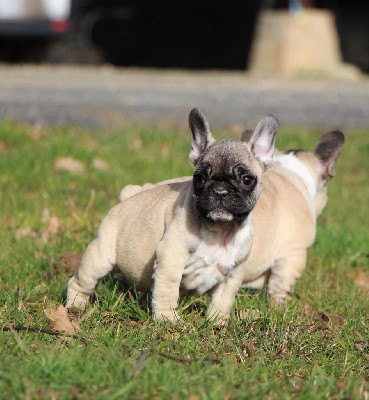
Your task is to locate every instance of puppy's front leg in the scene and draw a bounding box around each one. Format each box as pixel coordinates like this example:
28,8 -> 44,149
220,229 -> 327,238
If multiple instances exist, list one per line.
207,266 -> 245,324
152,234 -> 188,323
268,250 -> 307,305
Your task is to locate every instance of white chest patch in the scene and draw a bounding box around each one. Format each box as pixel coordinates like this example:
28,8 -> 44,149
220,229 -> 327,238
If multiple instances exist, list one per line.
181,219 -> 253,294
273,153 -> 317,199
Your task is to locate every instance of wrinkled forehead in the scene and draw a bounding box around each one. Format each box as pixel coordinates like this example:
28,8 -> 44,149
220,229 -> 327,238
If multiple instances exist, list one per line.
200,139 -> 262,174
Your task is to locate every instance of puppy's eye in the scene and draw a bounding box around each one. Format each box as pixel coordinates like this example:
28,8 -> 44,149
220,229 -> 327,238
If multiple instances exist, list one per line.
194,173 -> 206,185
242,175 -> 256,187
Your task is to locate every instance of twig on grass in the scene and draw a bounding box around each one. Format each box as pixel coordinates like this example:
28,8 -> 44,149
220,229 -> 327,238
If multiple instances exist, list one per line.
127,348 -> 152,379
128,347 -> 220,378
1,325 -> 86,343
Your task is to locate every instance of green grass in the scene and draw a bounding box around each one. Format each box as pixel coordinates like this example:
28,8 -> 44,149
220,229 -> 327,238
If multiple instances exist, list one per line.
0,120 -> 368,399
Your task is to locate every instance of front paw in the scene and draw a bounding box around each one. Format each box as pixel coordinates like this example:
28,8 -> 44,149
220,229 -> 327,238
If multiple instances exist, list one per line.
268,291 -> 291,307
66,276 -> 91,309
153,310 -> 183,324
207,309 -> 230,326
66,290 -> 90,309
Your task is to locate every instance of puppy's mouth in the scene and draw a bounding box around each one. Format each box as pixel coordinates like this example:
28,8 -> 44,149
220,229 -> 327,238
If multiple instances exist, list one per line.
195,191 -> 254,223
207,208 -> 234,222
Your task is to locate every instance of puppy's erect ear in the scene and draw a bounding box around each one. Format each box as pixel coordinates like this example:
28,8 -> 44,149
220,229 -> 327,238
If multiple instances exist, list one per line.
314,130 -> 345,181
240,129 -> 254,143
249,114 -> 279,167
189,108 -> 215,165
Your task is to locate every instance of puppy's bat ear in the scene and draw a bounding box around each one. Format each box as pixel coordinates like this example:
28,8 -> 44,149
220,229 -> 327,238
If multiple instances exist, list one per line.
314,130 -> 345,181
249,114 -> 279,167
189,108 -> 215,165
240,129 -> 254,142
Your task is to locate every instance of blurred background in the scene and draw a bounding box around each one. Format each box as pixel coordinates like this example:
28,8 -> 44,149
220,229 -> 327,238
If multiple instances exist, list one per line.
0,0 -> 368,74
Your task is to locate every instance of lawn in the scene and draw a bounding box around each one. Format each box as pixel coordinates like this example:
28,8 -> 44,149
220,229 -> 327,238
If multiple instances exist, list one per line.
0,120 -> 368,399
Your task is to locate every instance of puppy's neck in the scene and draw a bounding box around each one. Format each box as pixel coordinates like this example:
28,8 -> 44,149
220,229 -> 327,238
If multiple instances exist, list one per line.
273,153 -> 317,200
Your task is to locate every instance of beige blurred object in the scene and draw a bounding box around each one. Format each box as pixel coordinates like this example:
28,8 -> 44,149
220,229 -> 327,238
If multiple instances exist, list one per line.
249,9 -> 359,78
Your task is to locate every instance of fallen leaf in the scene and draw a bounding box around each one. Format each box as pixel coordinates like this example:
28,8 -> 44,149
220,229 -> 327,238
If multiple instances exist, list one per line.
237,348 -> 247,363
320,311 -> 346,325
0,141 -> 11,153
237,340 -> 256,363
235,308 -> 260,320
337,381 -> 347,389
187,395 -> 201,400
44,305 -> 80,335
132,136 -> 142,150
91,157 -> 111,171
81,135 -> 99,150
321,312 -> 330,323
354,342 -> 368,352
54,157 -> 85,174
15,228 -> 37,241
160,142 -> 170,158
355,342 -> 369,362
53,252 -> 82,276
0,214 -> 14,228
303,304 -> 314,319
70,386 -> 82,397
354,268 -> 369,292
28,123 -> 45,141
273,346 -> 286,360
41,208 -> 60,243
342,173 -> 360,183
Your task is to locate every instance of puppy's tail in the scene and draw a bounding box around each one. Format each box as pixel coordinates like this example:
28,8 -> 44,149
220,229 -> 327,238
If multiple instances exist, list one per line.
119,184 -> 154,202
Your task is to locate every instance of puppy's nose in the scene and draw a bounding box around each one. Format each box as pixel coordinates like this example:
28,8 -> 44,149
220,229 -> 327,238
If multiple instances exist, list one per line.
213,187 -> 228,197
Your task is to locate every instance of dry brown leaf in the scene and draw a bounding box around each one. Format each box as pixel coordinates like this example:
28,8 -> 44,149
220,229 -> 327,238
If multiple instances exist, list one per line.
28,124 -> 45,141
53,252 -> 82,276
354,268 -> 369,292
355,342 -> 368,352
337,381 -> 347,389
303,304 -> 314,319
0,141 -> 11,153
44,305 -> 81,335
41,208 -> 60,243
273,346 -> 286,360
15,228 -> 37,241
81,135 -> 99,150
235,307 -> 260,320
160,142 -> 170,158
1,214 -> 15,229
237,340 -> 256,363
342,173 -> 360,183
54,157 -> 85,174
132,136 -> 142,150
91,157 -> 111,171
320,311 -> 346,325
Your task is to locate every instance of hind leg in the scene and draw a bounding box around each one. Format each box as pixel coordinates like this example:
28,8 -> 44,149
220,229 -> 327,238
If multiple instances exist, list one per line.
268,250 -> 307,305
242,271 -> 270,290
66,238 -> 115,308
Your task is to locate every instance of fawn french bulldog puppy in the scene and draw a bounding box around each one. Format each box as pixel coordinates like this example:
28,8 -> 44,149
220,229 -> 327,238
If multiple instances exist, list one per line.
66,108 -> 279,321
120,130 -> 345,321
207,129 -> 345,320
